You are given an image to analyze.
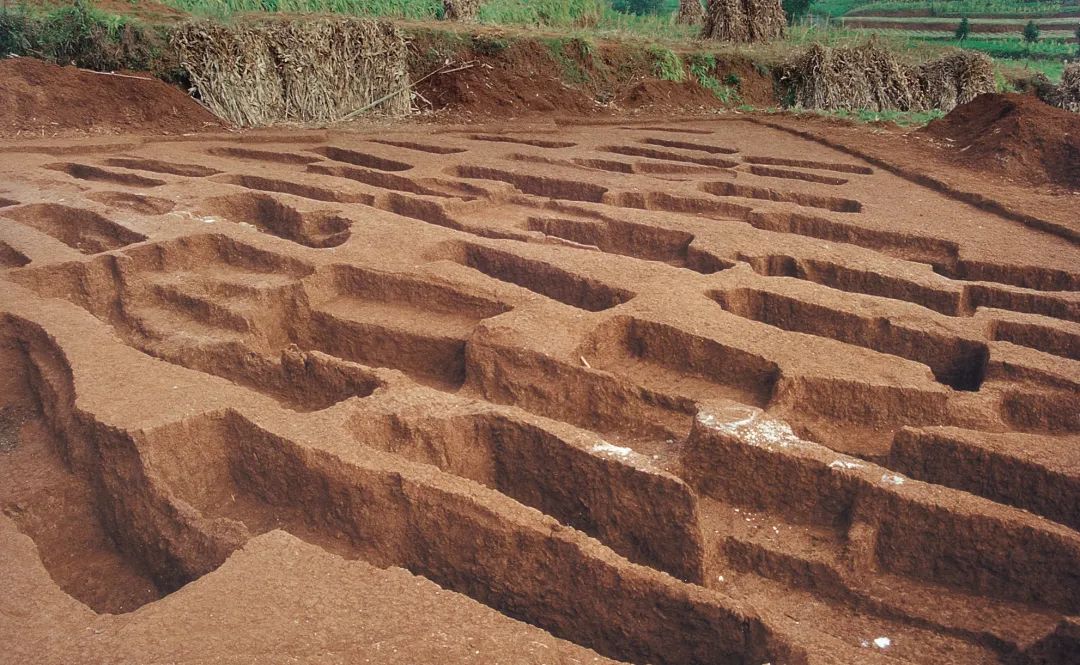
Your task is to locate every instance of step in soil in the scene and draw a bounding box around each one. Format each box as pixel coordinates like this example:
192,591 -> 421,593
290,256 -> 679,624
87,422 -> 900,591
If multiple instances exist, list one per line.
1,118 -> 1077,665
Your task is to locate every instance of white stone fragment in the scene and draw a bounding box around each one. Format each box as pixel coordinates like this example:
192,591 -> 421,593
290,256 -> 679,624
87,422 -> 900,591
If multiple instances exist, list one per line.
881,473 -> 905,486
873,637 -> 891,649
829,459 -> 863,470
592,442 -> 633,458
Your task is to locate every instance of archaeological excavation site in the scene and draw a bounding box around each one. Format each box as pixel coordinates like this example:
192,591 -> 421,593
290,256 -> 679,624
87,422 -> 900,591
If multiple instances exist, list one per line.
1,2 -> 1078,664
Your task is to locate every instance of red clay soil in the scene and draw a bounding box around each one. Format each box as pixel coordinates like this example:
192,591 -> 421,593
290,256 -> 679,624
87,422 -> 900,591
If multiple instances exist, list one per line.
616,78 -> 722,112
409,33 -> 772,120
0,57 -> 222,138
921,93 -> 1080,189
414,40 -> 599,118
0,116 -> 1078,664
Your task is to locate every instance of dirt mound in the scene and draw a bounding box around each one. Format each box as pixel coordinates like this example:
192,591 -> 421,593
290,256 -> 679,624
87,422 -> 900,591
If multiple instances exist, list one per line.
0,57 -> 222,137
412,37 -> 598,118
617,78 -> 723,111
923,92 -> 1080,189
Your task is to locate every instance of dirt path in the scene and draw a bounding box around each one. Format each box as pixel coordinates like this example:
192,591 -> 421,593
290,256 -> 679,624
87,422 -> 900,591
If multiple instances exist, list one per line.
0,117 -> 1077,664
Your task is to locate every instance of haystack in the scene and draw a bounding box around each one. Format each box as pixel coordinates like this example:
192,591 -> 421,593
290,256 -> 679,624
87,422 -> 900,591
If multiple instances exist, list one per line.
173,17 -> 409,127
781,41 -> 995,113
702,0 -> 785,43
916,50 -> 994,111
783,42 -> 919,112
675,0 -> 706,26
1054,62 -> 1080,113
443,0 -> 480,21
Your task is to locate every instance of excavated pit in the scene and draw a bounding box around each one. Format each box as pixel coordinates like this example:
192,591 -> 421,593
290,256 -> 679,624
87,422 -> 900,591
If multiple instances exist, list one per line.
1,119 -> 1077,665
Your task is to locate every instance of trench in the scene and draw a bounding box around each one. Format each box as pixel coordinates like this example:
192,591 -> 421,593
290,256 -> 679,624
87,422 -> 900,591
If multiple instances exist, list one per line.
3,203 -> 146,255
446,241 -> 634,312
713,287 -> 988,391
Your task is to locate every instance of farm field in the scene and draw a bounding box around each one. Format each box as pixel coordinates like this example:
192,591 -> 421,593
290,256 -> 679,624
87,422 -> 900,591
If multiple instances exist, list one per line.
809,0 -> 1079,80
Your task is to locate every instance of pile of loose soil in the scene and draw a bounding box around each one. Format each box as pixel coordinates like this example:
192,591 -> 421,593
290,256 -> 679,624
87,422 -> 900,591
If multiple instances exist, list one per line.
922,92 -> 1080,189
0,57 -> 222,138
616,78 -> 721,111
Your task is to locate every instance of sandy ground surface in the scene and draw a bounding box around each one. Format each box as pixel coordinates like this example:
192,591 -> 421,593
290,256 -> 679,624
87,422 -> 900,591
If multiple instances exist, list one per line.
0,116 -> 1077,664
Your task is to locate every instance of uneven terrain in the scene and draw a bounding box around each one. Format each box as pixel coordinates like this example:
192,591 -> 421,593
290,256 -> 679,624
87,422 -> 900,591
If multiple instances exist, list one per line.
0,116 -> 1078,664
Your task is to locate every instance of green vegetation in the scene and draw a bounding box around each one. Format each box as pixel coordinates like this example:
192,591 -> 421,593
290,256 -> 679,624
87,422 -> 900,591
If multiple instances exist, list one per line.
612,0 -> 667,15
649,45 -> 684,81
954,16 -> 969,41
806,0 -> 1074,82
688,53 -> 741,103
0,0 -> 168,72
541,36 -> 594,84
1,0 -> 1068,122
813,1 -> 1069,17
808,0 -> 872,18
921,36 -> 1073,60
783,0 -> 813,22
814,107 -> 946,125
1022,19 -> 1040,43
156,0 -> 700,39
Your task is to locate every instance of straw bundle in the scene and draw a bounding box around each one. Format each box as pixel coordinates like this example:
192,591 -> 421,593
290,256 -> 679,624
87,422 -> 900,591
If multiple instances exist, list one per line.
675,0 -> 706,25
173,17 -> 409,127
783,42 -> 920,112
916,50 -> 994,111
172,22 -> 284,127
443,0 -> 480,21
702,0 -> 785,43
1053,62 -> 1080,113
782,42 -> 994,113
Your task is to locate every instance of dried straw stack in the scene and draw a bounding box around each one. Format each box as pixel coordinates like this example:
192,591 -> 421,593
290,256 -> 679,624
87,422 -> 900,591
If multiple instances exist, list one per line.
916,50 -> 995,111
702,0 -> 785,43
173,17 -> 410,127
1053,62 -> 1080,113
782,42 -> 918,112
443,0 -> 480,21
675,0 -> 706,25
782,41 -> 995,113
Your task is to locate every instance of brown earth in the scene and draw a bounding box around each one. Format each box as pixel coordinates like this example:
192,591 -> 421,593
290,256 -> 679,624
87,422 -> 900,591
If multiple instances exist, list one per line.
0,57 -> 222,138
0,107 -> 1078,664
1,34 -> 1079,665
922,92 -> 1080,189
407,31 -> 776,120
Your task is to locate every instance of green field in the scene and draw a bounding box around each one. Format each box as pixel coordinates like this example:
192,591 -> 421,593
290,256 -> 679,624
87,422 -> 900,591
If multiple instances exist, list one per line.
159,0 -> 698,38
805,0 -> 1078,80
812,1 -> 1073,18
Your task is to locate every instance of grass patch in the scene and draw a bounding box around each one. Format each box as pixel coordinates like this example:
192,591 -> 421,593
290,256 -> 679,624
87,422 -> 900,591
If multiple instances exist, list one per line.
921,36 -> 1076,60
541,36 -> 592,84
649,45 -> 684,81
688,53 -> 741,103
0,0 -> 170,73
